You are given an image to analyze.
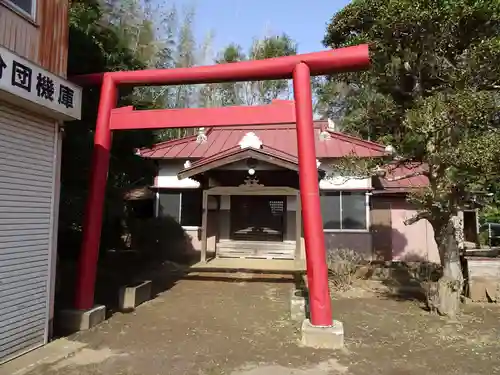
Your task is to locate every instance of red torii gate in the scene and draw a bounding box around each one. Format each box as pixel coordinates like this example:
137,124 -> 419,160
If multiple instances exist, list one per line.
72,44 -> 370,327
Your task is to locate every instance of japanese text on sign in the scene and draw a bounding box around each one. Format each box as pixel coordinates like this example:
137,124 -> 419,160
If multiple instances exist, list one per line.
0,46 -> 81,120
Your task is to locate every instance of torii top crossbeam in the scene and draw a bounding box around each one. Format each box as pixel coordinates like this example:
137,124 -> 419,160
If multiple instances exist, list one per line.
72,44 -> 369,86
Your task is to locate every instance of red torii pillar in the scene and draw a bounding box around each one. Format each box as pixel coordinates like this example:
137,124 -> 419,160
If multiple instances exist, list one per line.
72,45 -> 370,327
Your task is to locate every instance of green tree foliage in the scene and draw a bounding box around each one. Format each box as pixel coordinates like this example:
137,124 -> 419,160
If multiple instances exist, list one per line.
59,0 -> 156,257
101,1 -> 213,143
212,43 -> 247,106
214,34 -> 298,106
149,6 -> 219,141
250,34 -> 297,103
321,0 -> 500,317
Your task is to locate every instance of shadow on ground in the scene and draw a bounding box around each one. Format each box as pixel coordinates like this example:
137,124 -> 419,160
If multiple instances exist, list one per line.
354,256 -> 444,307
26,273 -> 500,375
53,247 -> 302,338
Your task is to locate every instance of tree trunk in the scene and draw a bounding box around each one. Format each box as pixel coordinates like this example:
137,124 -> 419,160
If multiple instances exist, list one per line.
429,215 -> 464,319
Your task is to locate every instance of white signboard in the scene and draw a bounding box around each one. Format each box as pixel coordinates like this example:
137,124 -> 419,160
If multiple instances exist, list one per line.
0,46 -> 82,120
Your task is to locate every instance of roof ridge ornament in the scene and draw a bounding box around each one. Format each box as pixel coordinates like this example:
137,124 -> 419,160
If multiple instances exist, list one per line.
239,132 -> 263,149
319,118 -> 336,141
327,118 -> 337,131
196,127 -> 208,144
384,144 -> 395,155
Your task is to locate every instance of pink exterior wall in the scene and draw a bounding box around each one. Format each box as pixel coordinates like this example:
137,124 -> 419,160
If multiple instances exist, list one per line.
391,200 -> 440,263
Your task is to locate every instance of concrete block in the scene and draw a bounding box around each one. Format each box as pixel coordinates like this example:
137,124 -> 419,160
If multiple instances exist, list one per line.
468,278 -> 488,302
290,288 -> 306,321
118,280 -> 152,312
58,305 -> 105,333
468,277 -> 500,302
301,319 -> 344,349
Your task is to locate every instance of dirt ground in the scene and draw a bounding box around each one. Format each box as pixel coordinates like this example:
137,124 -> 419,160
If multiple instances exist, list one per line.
23,273 -> 500,375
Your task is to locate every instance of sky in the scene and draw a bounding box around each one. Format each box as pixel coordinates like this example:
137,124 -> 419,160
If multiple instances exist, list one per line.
177,0 -> 352,57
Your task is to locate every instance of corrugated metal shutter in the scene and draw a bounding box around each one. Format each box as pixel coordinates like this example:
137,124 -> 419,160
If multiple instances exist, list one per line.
0,104 -> 56,363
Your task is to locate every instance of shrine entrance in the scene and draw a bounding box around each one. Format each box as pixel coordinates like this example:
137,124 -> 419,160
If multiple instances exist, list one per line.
230,195 -> 286,242
203,186 -> 300,260
72,44 -> 370,327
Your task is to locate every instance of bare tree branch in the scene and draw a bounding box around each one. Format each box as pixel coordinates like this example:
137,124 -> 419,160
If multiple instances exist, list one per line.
404,211 -> 430,225
477,84 -> 500,91
441,56 -> 458,71
385,170 -> 428,182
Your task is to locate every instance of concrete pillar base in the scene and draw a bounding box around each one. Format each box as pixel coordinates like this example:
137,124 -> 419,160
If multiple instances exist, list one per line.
118,280 -> 152,312
301,319 -> 344,349
58,305 -> 106,333
290,288 -> 306,321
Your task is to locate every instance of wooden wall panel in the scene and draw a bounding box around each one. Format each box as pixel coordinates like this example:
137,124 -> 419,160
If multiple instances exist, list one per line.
37,0 -> 68,77
0,0 -> 69,77
0,4 -> 39,62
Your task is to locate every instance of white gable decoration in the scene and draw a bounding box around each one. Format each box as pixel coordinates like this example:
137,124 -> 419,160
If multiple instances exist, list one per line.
196,127 -> 207,144
239,132 -> 263,149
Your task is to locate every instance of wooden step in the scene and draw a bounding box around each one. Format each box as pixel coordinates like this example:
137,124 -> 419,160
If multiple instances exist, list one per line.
190,258 -> 306,272
217,240 -> 295,260
218,240 -> 295,250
